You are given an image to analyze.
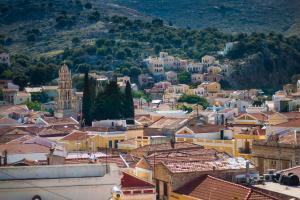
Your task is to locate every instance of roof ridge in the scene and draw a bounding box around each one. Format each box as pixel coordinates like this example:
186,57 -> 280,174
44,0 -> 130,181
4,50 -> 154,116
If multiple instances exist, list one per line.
206,175 -> 251,191
247,188 -> 280,200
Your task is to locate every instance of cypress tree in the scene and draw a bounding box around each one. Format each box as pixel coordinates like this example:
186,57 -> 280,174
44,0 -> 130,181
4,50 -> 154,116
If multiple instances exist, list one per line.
104,81 -> 123,119
124,81 -> 134,120
82,71 -> 92,126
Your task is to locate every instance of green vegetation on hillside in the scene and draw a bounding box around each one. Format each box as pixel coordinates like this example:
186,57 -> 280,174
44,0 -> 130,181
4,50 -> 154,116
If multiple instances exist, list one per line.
1,0 -> 300,91
109,0 -> 300,35
178,94 -> 210,109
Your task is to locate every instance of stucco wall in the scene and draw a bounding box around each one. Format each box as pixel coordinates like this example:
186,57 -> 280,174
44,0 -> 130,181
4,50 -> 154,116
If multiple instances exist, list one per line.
0,164 -> 120,200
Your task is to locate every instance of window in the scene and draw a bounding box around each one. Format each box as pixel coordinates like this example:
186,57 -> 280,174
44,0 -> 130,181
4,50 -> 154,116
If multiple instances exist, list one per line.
114,140 -> 119,148
108,140 -> 113,148
270,160 -> 277,169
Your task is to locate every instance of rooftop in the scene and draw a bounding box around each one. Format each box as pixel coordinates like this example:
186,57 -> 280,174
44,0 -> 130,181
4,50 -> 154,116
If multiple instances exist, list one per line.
148,117 -> 188,129
121,171 -> 154,189
164,157 -> 253,173
130,142 -> 203,157
0,143 -> 50,154
254,182 -> 300,199
186,124 -> 224,134
275,119 -> 300,128
41,117 -> 79,126
61,131 -> 92,141
175,175 -> 278,200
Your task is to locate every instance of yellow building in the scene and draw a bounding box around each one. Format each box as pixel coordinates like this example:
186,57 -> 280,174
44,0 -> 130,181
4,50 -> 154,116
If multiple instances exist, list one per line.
233,129 -> 266,160
234,113 -> 267,126
175,125 -> 235,156
60,131 -> 101,152
60,129 -> 128,151
200,81 -> 221,93
207,65 -> 222,75
118,136 -> 170,152
97,132 -> 126,149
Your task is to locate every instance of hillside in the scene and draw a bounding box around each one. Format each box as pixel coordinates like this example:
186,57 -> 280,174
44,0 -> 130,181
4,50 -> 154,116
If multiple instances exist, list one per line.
108,0 -> 300,36
1,0 -> 300,93
0,0 -> 149,56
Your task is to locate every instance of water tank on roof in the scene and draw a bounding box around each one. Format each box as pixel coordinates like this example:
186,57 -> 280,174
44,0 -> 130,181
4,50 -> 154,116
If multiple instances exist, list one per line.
280,174 -> 300,186
289,174 -> 300,186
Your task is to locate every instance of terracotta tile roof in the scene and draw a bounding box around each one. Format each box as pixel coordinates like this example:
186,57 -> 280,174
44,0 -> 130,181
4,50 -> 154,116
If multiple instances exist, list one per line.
146,148 -> 227,166
121,171 -> 155,189
280,112 -> 300,119
6,135 -> 35,144
0,143 -> 50,154
61,131 -> 92,141
164,157 -> 253,173
0,117 -> 19,125
187,124 -> 224,134
275,119 -> 300,128
0,105 -> 29,116
135,157 -> 151,170
237,113 -> 268,122
130,142 -> 203,157
0,127 -> 34,144
97,155 -> 129,168
42,117 -> 79,126
148,117 -> 188,129
174,175 -> 278,200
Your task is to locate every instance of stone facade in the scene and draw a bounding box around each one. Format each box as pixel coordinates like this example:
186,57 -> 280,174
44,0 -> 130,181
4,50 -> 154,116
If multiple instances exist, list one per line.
252,140 -> 300,174
55,64 -> 73,117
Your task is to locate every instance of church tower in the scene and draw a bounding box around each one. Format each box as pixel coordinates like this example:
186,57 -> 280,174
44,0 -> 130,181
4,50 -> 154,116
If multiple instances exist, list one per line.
55,64 -> 73,117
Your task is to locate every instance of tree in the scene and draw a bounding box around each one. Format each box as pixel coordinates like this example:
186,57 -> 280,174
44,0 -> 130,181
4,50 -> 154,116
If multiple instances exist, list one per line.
178,94 -> 209,109
26,101 -> 41,111
72,37 -> 80,45
178,71 -> 191,84
84,2 -> 92,9
152,18 -> 163,26
123,81 -> 134,120
82,71 -> 92,126
31,92 -> 49,103
154,44 -> 162,55
13,72 -> 28,90
93,81 -> 123,120
0,89 -> 3,101
27,34 -> 36,42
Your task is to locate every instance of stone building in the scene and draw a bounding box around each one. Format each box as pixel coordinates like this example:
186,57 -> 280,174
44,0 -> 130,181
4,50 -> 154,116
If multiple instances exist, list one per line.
252,131 -> 300,174
55,64 -> 74,118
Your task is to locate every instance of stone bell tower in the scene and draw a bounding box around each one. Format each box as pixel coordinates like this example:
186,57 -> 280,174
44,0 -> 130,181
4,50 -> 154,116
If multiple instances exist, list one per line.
55,64 -> 73,117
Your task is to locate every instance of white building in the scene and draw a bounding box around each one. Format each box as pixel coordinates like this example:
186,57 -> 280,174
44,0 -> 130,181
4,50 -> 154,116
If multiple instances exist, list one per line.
13,92 -> 31,105
0,164 -> 120,200
165,71 -> 177,83
191,73 -> 204,84
0,52 -> 10,66
202,55 -> 216,65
